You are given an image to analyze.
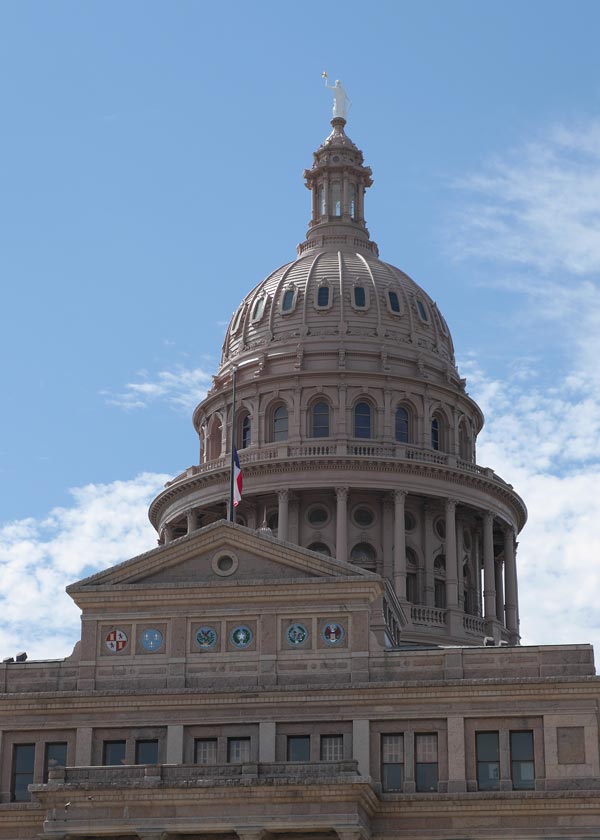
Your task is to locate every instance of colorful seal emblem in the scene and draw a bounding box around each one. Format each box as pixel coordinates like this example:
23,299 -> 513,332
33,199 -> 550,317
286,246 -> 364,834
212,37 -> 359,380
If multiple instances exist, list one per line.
231,625 -> 253,648
196,626 -> 218,649
140,628 -> 163,652
105,628 -> 128,653
322,622 -> 345,645
286,623 -> 308,646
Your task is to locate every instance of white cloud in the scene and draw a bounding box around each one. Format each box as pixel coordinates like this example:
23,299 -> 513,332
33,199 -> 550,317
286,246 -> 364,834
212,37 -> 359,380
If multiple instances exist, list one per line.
452,119 -> 600,276
103,365 -> 212,412
0,473 -> 169,660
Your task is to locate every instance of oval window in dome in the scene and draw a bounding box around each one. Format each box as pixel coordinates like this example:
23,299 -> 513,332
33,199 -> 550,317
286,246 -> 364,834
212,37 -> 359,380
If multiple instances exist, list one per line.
353,506 -> 375,528
251,295 -> 268,323
281,288 -> 296,313
388,290 -> 402,314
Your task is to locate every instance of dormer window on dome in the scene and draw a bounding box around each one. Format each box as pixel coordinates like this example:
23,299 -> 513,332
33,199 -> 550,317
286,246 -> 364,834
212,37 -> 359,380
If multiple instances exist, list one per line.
387,289 -> 402,315
352,285 -> 369,310
416,299 -> 429,323
231,304 -> 245,334
251,294 -> 268,323
316,283 -> 332,310
281,287 -> 297,314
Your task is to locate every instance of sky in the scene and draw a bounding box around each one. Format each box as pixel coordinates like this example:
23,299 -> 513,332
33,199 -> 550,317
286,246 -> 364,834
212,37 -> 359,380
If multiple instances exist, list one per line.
1,0 -> 600,660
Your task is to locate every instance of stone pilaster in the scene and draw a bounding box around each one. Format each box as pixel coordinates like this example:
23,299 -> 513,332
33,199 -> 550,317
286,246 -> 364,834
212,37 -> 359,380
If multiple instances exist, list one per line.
336,487 -> 349,562
393,490 -> 407,599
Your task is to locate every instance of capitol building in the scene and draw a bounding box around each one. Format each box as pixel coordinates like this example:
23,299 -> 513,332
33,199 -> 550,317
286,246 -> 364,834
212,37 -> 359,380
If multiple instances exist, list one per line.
0,103 -> 598,839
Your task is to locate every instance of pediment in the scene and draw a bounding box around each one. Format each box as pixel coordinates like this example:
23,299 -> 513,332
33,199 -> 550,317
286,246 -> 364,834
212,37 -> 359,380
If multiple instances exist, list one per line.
68,520 -> 376,593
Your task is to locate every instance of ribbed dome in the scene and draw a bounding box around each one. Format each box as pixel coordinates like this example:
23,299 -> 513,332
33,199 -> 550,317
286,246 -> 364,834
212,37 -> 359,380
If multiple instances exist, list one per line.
220,248 -> 455,372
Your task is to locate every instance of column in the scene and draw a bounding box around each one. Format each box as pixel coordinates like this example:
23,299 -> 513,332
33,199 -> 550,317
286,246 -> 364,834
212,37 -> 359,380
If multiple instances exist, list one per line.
186,509 -> 198,535
423,504 -> 434,606
393,490 -> 407,599
445,498 -> 458,608
495,559 -> 505,627
277,490 -> 289,542
163,523 -> 174,544
474,530 -> 482,615
483,511 -> 496,620
504,526 -> 519,641
456,519 -> 465,609
382,495 -> 394,581
336,487 -> 348,562
289,495 -> 300,544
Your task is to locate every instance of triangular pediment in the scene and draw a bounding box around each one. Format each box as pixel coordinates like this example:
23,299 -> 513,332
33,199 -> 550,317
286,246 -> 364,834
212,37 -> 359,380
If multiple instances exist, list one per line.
68,520 -> 377,594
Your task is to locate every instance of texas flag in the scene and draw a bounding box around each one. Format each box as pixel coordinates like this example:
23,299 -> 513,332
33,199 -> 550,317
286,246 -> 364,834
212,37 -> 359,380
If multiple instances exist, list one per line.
233,447 -> 243,507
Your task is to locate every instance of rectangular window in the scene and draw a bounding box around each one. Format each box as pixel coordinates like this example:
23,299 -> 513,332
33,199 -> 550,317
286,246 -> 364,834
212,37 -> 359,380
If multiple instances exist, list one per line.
511,730 -> 535,790
135,739 -> 159,765
381,734 -> 404,792
11,744 -> 35,802
476,731 -> 500,790
103,740 -> 126,766
320,735 -> 343,761
287,735 -> 311,762
227,737 -> 251,764
415,733 -> 438,792
44,742 -> 67,781
434,579 -> 446,608
407,573 -> 418,604
195,738 -> 218,765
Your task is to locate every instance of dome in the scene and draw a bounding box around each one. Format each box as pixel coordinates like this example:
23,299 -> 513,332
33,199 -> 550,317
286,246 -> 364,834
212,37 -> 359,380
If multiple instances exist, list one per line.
220,249 -> 456,374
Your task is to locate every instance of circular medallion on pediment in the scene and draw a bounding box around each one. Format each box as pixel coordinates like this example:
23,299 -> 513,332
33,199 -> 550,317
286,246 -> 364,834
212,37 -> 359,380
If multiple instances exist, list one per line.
286,623 -> 308,646
322,622 -> 345,645
196,626 -> 218,649
105,628 -> 128,653
140,628 -> 163,652
231,625 -> 253,649
211,551 -> 239,577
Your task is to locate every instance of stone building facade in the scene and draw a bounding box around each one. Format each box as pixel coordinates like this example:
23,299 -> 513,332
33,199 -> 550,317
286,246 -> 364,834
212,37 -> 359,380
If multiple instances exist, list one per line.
0,116 -> 598,839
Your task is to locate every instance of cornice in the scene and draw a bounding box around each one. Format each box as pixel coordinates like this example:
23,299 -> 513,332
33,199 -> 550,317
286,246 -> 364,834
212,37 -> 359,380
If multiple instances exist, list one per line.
149,455 -> 527,530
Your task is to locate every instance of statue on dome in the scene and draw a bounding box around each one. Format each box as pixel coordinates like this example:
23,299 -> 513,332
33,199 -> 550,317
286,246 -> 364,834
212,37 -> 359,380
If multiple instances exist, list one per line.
322,72 -> 352,119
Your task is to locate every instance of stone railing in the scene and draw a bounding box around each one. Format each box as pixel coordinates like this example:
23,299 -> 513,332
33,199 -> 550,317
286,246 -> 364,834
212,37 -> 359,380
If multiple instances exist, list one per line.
410,605 -> 446,626
165,443 -> 500,488
46,760 -> 360,789
462,614 -> 486,635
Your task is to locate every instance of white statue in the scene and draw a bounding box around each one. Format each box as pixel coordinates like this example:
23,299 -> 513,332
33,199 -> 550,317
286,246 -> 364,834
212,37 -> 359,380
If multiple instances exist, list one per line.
322,72 -> 352,119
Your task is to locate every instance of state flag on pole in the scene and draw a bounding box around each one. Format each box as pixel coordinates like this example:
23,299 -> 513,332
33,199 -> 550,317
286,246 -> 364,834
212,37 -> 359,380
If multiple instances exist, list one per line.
233,447 -> 243,507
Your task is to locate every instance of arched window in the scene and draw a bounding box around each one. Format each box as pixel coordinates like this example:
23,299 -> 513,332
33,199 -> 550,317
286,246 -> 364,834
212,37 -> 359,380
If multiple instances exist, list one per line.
331,182 -> 342,216
354,401 -> 372,438
350,542 -> 377,571
348,183 -> 357,218
251,295 -> 268,323
395,406 -> 410,443
206,415 -> 222,461
388,290 -> 401,314
272,405 -> 288,442
241,413 -> 251,449
311,401 -> 330,438
431,416 -> 440,451
416,299 -> 429,322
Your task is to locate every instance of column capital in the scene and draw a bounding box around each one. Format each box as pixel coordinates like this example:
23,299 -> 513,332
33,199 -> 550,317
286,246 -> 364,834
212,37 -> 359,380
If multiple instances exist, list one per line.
394,489 -> 407,504
484,509 -> 495,524
445,497 -> 458,511
336,486 -> 349,501
277,489 -> 289,502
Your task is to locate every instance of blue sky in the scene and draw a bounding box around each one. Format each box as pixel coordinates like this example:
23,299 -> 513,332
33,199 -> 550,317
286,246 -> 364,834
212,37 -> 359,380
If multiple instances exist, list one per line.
2,1 -> 600,659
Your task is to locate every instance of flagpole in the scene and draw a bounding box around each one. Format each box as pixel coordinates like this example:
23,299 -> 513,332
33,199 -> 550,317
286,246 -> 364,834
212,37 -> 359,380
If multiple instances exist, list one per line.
228,366 -> 237,523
